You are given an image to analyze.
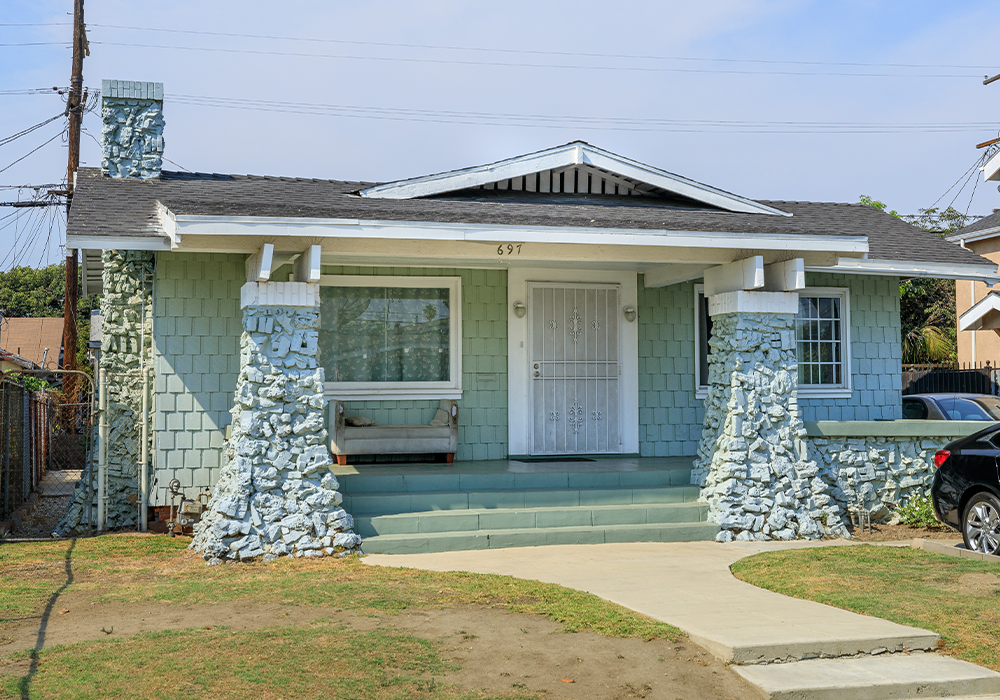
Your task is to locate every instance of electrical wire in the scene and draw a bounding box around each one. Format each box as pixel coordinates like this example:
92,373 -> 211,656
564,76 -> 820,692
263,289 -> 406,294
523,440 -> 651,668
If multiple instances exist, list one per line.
0,130 -> 65,177
0,42 -> 68,47
929,156 -> 987,210
89,41 -> 983,79
0,114 -> 64,148
168,93 -> 1000,134
86,23 -> 1000,72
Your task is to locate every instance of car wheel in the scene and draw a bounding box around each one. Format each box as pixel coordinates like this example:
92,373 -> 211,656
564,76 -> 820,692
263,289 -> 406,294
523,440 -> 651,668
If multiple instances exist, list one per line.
963,492 -> 1000,554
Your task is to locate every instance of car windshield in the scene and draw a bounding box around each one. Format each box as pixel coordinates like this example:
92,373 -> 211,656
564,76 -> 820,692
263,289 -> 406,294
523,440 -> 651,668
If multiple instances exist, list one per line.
937,397 -> 996,421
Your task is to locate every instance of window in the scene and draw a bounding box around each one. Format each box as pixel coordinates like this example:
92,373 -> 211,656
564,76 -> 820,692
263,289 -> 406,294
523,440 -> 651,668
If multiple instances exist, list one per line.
319,276 -> 462,399
902,398 -> 928,420
695,286 -> 851,397
795,292 -> 848,390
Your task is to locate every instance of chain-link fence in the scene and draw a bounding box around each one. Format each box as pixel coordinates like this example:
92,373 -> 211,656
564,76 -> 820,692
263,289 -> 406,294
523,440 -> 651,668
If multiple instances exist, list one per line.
0,370 -> 96,531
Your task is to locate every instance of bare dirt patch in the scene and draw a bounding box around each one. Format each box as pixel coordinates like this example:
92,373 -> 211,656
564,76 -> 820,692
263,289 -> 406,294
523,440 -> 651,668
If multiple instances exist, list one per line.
847,523 -> 960,542
0,594 -> 754,700
952,573 -> 1000,595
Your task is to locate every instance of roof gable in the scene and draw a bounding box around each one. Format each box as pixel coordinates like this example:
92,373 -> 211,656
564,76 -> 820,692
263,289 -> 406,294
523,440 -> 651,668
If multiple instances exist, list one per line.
359,141 -> 791,216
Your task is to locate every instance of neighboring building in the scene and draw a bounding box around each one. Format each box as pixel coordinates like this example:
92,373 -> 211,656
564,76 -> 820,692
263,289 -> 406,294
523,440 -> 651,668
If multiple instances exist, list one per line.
0,350 -> 37,373
948,211 -> 1000,363
0,317 -> 64,371
57,80 -> 999,556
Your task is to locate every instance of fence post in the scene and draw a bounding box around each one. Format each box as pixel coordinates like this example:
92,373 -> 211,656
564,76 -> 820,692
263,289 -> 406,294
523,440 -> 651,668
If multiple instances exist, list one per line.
139,368 -> 149,533
1,383 -> 8,519
98,367 -> 108,533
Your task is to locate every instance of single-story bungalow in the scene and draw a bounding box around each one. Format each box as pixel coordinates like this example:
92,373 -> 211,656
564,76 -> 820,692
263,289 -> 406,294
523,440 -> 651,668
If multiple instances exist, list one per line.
58,80 -> 998,557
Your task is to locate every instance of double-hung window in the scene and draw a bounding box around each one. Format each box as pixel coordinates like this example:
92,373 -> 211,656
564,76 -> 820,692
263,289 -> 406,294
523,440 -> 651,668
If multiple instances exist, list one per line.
319,276 -> 463,400
694,285 -> 850,397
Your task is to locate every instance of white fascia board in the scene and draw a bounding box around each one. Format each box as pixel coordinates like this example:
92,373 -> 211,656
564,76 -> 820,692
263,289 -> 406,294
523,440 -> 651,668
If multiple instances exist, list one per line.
984,149 -> 1000,182
959,292 -> 1000,331
156,201 -> 179,249
359,141 -> 791,216
805,257 -> 1000,283
945,226 -> 1000,245
65,235 -> 171,251
171,215 -> 869,255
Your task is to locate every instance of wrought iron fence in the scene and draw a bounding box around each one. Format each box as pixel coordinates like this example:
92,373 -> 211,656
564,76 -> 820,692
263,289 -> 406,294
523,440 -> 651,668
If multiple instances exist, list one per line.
901,362 -> 1000,396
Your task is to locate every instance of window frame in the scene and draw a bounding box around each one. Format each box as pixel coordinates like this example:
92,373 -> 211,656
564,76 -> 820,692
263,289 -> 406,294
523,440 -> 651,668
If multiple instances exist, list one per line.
693,285 -> 852,399
319,275 -> 463,401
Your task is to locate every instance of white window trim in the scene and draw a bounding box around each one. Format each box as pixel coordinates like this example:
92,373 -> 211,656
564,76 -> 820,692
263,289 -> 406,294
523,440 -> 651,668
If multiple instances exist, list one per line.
319,275 -> 463,401
693,285 -> 852,399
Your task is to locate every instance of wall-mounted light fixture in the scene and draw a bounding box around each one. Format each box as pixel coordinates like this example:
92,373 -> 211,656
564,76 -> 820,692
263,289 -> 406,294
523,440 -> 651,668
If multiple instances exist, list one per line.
622,305 -> 636,323
512,301 -> 527,318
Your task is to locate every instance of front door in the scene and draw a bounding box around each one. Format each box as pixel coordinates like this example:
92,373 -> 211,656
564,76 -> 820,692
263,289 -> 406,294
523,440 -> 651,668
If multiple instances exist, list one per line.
529,283 -> 621,454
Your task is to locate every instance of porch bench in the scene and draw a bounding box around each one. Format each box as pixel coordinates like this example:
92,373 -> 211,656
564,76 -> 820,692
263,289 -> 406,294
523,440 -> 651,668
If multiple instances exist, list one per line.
329,399 -> 459,465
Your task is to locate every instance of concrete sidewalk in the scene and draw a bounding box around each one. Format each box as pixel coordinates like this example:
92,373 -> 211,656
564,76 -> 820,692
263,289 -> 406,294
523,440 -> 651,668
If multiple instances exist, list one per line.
365,540 -> 1000,699
366,540 -> 935,663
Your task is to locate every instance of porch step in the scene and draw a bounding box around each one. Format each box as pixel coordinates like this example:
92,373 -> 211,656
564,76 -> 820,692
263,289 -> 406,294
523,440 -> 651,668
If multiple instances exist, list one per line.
355,502 -> 708,537
338,467 -> 691,494
360,521 -> 721,554
732,653 -> 1000,700
344,485 -> 700,516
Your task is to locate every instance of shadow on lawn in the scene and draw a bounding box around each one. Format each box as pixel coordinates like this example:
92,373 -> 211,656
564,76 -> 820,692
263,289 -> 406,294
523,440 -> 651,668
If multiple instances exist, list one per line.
19,538 -> 76,699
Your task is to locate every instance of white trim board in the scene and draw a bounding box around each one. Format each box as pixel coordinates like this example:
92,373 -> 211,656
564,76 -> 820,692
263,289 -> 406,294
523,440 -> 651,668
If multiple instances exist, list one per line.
359,141 -> 792,216
806,258 -> 999,284
959,291 -> 1000,332
507,267 -> 639,456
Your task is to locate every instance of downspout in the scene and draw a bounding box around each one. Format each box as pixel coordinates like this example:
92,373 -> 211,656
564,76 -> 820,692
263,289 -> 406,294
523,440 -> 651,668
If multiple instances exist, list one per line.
971,280 -> 978,366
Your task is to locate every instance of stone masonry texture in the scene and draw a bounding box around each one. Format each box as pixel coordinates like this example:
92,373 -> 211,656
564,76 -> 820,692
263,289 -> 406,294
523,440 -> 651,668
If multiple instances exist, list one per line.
692,309 -> 848,542
191,293 -> 360,561
101,80 -> 164,179
808,436 -> 942,521
58,250 -> 154,534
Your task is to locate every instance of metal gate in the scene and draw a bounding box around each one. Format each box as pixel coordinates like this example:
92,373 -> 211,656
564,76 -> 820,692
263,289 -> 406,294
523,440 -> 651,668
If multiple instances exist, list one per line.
529,283 -> 621,455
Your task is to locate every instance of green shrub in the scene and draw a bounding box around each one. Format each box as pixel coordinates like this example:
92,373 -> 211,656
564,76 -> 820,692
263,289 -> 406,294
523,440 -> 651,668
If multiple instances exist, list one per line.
896,495 -> 942,529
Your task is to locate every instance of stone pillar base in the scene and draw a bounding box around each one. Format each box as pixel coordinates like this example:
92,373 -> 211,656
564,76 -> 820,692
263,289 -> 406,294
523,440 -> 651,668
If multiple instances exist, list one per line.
692,303 -> 848,542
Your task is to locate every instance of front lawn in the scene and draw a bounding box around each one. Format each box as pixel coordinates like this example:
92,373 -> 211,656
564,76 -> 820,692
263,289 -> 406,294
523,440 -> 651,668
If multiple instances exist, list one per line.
1,535 -> 726,700
731,545 -> 1000,671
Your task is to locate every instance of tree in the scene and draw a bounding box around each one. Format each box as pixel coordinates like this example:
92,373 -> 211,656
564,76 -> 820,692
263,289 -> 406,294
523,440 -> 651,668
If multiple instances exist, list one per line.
0,262 -> 97,375
858,196 -> 980,364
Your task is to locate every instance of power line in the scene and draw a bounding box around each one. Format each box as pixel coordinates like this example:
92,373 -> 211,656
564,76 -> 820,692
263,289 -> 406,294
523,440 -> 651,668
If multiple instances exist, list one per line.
168,93 -> 1000,134
0,130 -> 65,177
86,23 -> 1000,72
0,114 -> 64,148
89,41 -> 983,79
0,42 -> 69,47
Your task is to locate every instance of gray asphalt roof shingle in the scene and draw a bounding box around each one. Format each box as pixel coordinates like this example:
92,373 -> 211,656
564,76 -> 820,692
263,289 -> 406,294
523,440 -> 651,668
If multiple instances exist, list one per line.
66,167 -> 993,268
954,211 -> 1000,237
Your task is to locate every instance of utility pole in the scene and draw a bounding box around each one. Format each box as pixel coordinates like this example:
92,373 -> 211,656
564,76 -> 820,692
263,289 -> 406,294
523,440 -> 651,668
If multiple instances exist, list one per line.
63,0 -> 86,403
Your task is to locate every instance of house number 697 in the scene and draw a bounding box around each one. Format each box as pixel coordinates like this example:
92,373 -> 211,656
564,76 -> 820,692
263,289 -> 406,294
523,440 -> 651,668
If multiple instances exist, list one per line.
497,243 -> 522,256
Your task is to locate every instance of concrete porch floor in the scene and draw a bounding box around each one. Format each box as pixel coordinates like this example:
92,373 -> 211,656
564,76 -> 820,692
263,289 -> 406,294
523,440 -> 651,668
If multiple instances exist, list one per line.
330,455 -> 695,477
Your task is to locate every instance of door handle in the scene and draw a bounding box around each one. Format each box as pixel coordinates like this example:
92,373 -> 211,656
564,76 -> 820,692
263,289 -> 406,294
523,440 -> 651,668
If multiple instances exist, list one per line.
533,371 -> 540,378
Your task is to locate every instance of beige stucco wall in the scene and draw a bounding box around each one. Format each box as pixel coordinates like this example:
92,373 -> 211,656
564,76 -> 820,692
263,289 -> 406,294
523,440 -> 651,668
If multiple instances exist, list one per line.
957,238 -> 1000,364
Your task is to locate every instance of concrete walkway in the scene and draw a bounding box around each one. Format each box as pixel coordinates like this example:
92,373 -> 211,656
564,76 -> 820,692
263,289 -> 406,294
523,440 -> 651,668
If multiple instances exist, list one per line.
365,540 -> 1000,699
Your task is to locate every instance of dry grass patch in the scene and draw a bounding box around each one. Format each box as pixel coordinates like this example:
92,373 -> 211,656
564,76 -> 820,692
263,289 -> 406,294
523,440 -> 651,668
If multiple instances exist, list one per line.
731,544 -> 1000,671
1,621 -> 538,700
0,535 -> 680,642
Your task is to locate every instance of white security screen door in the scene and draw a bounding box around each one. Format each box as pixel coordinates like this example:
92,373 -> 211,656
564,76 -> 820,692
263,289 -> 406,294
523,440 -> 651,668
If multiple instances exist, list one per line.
529,284 -> 621,454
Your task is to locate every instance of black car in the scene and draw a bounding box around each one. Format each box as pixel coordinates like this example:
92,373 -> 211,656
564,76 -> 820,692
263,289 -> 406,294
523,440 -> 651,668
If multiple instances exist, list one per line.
931,424 -> 1000,554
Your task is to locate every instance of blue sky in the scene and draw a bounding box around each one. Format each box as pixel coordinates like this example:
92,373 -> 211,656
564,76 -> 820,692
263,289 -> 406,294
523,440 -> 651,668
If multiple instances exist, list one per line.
2,0 -> 999,268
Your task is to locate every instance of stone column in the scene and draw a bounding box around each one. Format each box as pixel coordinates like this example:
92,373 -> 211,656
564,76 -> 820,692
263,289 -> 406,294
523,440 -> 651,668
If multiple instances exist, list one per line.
691,291 -> 848,542
191,281 -> 359,562
57,250 -> 154,535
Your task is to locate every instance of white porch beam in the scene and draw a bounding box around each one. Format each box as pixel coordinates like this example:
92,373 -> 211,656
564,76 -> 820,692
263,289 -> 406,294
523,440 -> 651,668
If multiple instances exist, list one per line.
763,258 -> 805,291
245,243 -> 274,283
293,244 -> 322,282
703,256 -> 764,296
642,263 -> 711,288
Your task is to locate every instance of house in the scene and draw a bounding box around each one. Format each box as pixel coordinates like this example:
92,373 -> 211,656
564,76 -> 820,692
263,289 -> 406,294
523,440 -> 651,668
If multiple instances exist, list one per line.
0,317 -> 64,372
947,211 -> 1000,362
58,80 -> 998,558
